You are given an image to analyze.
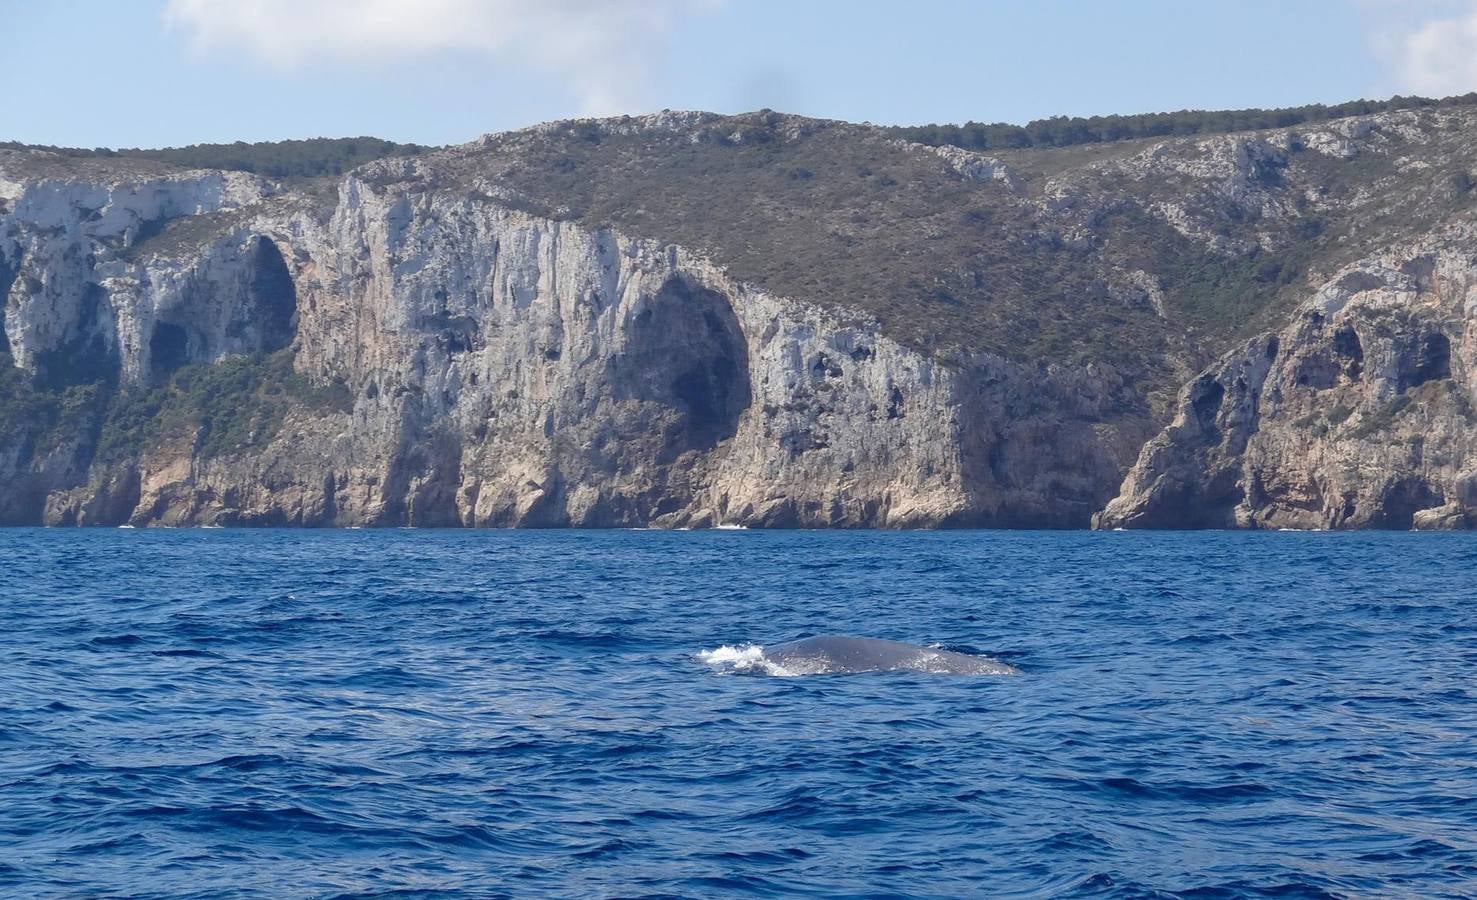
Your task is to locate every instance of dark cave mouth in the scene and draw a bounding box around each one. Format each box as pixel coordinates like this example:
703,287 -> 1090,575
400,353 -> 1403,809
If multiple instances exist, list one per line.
673,352 -> 742,435
622,278 -> 752,450
147,235 -> 299,382
250,237 -> 298,352
149,321 -> 192,379
1406,332 -> 1451,390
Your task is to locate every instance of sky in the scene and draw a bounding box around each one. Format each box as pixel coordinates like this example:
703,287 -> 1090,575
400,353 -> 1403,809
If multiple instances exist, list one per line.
7,0 -> 1477,149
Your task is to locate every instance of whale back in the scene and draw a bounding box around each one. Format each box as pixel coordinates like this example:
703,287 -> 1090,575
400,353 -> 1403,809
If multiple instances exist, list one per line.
762,635 -> 1016,676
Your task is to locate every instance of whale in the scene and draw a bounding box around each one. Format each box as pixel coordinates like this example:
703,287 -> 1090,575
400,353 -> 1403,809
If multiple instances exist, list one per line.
758,635 -> 1018,676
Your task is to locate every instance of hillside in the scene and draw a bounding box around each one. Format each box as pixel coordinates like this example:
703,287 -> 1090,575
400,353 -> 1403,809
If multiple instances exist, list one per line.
407,107 -> 1477,383
892,92 -> 1477,150
0,136 -> 426,179
3,100 -> 1477,528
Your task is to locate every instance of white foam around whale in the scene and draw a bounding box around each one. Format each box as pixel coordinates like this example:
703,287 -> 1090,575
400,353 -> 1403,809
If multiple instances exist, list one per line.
697,644 -> 797,677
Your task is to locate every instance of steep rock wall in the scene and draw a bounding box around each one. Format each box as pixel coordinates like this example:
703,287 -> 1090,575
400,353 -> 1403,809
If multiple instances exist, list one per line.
1097,220 -> 1477,529
2,160 -> 1148,527
0,161 -> 268,385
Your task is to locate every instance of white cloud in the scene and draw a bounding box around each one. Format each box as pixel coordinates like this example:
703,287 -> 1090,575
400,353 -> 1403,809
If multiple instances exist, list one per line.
163,0 -> 719,115
1370,0 -> 1477,96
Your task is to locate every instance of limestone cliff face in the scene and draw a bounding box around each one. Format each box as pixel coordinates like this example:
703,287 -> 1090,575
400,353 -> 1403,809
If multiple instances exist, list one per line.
0,152 -> 1146,527
8,105 -> 1477,529
1097,219 -> 1477,530
0,162 -> 272,382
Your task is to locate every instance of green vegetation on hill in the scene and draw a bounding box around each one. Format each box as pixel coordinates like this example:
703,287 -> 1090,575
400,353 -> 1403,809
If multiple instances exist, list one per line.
430,100 -> 1477,393
442,116 -> 1249,373
6,93 -> 1474,179
892,93 -> 1477,151
98,351 -> 352,462
0,351 -> 106,453
469,119 -> 1150,363
0,349 -> 351,468
6,94 -> 1477,423
0,137 -> 428,179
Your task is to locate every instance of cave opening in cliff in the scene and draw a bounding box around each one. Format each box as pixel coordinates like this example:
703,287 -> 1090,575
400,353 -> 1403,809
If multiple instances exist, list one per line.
248,237 -> 298,351
1405,332 -> 1451,390
673,304 -> 748,432
1332,326 -> 1363,380
1189,375 -> 1224,434
1376,477 -> 1442,530
619,277 -> 751,453
149,322 -> 191,379
37,283 -> 120,389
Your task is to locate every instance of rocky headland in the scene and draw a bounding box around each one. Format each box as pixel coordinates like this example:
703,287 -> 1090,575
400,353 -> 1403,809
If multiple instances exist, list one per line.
3,104 -> 1476,528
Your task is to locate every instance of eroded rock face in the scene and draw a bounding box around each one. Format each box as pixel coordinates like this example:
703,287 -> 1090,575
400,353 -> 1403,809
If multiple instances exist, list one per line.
0,160 -> 269,382
1097,224 -> 1477,530
8,105 -> 1476,529
0,155 -> 1147,527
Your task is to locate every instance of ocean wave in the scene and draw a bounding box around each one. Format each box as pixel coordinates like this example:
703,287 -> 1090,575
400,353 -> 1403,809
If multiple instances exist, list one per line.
4,529 -> 1476,896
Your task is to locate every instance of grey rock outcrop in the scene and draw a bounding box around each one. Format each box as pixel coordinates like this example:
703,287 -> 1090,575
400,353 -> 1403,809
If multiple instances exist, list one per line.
1097,222 -> 1477,529
0,149 -> 1147,527
6,104 -> 1477,529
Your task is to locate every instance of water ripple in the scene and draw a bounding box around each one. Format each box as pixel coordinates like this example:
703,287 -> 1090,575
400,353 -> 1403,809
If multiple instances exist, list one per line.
1,529 -> 1475,897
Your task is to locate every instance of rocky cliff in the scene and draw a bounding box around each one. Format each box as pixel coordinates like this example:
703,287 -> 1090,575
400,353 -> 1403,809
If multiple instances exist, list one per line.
1095,218 -> 1477,530
4,106 -> 1477,527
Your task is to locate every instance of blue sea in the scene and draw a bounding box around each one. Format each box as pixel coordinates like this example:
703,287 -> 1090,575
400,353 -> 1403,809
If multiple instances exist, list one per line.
2,529 -> 1474,898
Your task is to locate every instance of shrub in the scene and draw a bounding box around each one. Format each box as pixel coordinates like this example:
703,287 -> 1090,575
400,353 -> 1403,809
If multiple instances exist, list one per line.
891,93 -> 1477,152
92,351 -> 353,463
